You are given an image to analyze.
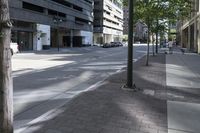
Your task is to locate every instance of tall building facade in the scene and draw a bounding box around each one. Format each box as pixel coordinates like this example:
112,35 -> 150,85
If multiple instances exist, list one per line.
9,0 -> 93,51
93,0 -> 123,44
178,0 -> 200,53
123,6 -> 148,42
123,6 -> 129,35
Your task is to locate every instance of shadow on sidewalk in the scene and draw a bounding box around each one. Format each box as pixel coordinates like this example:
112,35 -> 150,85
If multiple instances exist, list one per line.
18,54 -> 168,133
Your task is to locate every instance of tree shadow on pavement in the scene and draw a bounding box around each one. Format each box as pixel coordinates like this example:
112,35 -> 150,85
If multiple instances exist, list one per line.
16,54 -> 169,133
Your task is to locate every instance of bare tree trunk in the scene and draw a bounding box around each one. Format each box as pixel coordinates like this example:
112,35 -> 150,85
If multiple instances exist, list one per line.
155,0 -> 159,54
152,34 -> 155,56
155,26 -> 158,53
0,0 -> 13,132
146,18 -> 150,66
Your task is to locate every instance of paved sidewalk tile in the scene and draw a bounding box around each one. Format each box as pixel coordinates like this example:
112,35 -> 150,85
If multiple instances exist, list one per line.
166,50 -> 200,133
15,48 -> 200,133
168,101 -> 200,133
18,54 -> 168,133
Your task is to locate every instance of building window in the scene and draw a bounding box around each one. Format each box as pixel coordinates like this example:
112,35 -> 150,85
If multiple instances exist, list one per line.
75,17 -> 89,25
22,2 -> 44,13
106,5 -> 112,11
48,9 -> 66,18
73,5 -> 83,12
51,0 -> 71,7
84,0 -> 92,4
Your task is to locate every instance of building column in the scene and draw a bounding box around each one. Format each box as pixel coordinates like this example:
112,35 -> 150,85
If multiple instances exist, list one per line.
103,34 -> 106,43
198,19 -> 200,54
70,30 -> 73,48
180,29 -> 183,47
188,25 -> 191,50
194,19 -> 198,52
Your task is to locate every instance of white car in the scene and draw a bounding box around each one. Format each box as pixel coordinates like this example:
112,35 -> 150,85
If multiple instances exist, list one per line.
10,42 -> 19,55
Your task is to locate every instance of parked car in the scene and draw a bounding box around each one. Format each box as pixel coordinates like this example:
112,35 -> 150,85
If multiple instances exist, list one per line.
102,43 -> 111,48
10,42 -> 19,55
110,42 -> 117,47
116,42 -> 123,46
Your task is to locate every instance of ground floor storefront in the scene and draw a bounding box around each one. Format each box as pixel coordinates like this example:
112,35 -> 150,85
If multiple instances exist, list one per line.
93,27 -> 123,44
94,33 -> 123,44
179,17 -> 200,54
11,20 -> 93,51
51,29 -> 93,48
11,20 -> 35,51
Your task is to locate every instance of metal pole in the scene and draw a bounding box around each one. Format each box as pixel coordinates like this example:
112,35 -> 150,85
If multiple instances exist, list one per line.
126,0 -> 134,88
57,12 -> 60,52
57,23 -> 60,52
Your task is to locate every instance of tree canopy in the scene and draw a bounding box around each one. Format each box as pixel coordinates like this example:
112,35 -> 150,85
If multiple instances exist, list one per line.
123,0 -> 192,33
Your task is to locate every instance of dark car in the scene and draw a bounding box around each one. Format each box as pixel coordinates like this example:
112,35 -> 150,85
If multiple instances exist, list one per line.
102,43 -> 111,48
116,42 -> 123,46
110,42 -> 116,47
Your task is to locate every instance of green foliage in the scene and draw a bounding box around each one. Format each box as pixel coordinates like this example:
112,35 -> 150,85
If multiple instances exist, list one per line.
123,0 -> 192,30
123,0 -> 128,6
123,35 -> 128,41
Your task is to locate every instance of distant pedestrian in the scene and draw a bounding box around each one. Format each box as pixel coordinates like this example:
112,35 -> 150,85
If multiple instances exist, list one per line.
168,40 -> 173,54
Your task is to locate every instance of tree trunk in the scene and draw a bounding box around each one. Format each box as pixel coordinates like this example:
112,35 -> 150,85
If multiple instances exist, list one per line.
146,18 -> 150,66
156,30 -> 158,53
156,0 -> 159,54
152,34 -> 155,56
0,0 -> 13,132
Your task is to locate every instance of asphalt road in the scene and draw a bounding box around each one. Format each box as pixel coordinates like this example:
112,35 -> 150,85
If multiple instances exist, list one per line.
13,45 -> 148,132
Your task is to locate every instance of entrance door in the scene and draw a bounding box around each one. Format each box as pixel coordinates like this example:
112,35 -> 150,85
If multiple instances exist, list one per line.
18,32 -> 33,51
73,36 -> 82,47
63,36 -> 71,47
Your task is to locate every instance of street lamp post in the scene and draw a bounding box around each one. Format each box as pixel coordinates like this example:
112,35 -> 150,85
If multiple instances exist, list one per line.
126,0 -> 135,89
53,13 -> 63,52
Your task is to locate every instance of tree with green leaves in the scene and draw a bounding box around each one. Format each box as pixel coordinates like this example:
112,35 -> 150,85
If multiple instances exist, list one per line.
123,0 -> 192,65
135,0 -> 163,65
0,0 -> 13,132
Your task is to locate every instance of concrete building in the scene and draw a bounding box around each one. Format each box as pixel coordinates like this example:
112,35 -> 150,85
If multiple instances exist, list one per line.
134,21 -> 148,42
93,0 -> 123,44
9,0 -> 93,51
178,0 -> 200,53
123,7 -> 147,42
123,6 -> 129,35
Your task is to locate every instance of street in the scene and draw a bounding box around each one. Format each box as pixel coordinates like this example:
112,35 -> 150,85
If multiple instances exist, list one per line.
13,45 -> 148,132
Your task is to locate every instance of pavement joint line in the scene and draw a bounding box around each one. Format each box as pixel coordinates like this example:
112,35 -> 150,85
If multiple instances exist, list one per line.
168,128 -> 196,133
15,107 -> 64,133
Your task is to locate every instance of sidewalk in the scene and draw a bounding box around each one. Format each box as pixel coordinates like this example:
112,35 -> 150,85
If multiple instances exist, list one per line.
166,49 -> 200,133
16,50 -> 200,133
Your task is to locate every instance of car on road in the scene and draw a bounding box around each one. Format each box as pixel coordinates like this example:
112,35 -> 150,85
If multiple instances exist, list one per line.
102,42 -> 124,48
10,42 -> 19,55
110,42 -> 118,47
102,43 -> 111,48
111,42 -> 123,47
116,42 -> 123,46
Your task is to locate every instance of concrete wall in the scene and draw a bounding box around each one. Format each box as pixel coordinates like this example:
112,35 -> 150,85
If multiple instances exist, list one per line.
94,0 -> 123,43
9,0 -> 93,31
9,0 -> 94,50
74,30 -> 93,45
34,24 -> 51,50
